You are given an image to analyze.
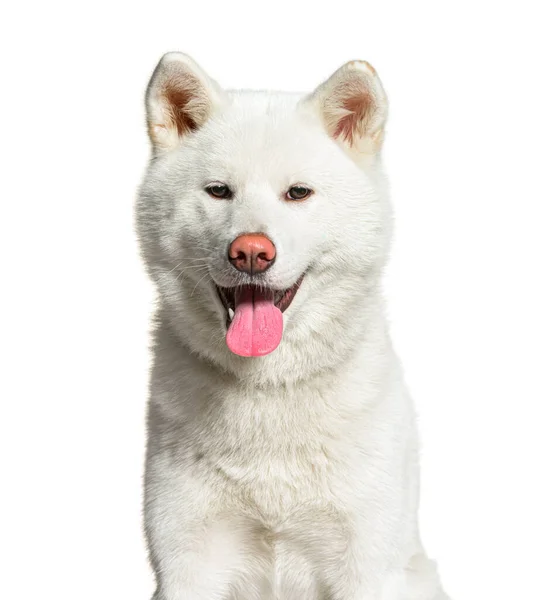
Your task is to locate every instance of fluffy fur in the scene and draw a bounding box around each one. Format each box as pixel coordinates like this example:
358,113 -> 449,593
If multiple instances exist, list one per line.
137,52 -> 448,600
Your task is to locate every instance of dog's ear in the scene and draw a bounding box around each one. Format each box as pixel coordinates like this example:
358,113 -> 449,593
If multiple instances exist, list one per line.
145,52 -> 224,153
304,61 -> 388,155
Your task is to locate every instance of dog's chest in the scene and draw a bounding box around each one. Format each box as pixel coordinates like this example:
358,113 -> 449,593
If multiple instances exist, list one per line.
197,383 -> 360,522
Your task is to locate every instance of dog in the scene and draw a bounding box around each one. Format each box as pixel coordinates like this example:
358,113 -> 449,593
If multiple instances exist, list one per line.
137,52 -> 449,600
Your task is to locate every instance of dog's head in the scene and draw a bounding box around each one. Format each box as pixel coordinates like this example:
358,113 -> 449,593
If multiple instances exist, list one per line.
137,53 -> 391,381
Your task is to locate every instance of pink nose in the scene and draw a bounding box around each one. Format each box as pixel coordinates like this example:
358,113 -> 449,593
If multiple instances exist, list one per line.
228,234 -> 276,274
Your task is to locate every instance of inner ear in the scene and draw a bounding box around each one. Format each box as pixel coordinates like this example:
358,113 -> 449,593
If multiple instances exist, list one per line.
146,53 -> 224,153
161,72 -> 207,136
331,79 -> 376,144
305,61 -> 388,155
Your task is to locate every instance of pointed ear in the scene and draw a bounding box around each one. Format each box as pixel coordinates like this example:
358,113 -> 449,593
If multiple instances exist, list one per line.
145,52 -> 224,153
304,60 -> 388,155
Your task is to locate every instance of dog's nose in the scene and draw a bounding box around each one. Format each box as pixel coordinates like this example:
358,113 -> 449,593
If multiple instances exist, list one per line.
228,234 -> 276,274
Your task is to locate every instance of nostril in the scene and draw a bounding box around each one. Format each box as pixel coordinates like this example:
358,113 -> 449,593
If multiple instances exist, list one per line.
228,234 -> 276,273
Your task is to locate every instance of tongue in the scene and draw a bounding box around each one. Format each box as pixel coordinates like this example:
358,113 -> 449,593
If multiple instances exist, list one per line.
226,286 -> 283,357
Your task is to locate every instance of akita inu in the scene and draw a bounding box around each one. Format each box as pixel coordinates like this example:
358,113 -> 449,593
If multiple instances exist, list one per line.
137,52 -> 448,600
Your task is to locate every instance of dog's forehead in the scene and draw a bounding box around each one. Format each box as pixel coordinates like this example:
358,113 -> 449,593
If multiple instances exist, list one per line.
192,91 -> 336,179
222,93 -> 311,146
228,89 -> 304,112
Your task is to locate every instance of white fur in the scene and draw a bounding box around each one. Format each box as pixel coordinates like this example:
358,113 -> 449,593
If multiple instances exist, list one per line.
137,53 -> 449,600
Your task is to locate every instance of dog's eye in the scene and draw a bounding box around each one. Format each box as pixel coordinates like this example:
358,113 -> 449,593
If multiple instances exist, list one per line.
205,183 -> 232,199
286,185 -> 313,201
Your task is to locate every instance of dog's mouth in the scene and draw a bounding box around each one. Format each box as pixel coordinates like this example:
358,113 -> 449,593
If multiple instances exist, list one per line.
215,276 -> 304,358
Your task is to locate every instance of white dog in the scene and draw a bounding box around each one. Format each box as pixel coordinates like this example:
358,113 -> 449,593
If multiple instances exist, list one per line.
137,52 -> 448,600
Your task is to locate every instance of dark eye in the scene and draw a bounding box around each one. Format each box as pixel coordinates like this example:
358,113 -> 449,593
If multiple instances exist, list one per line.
286,185 -> 313,201
205,183 -> 232,199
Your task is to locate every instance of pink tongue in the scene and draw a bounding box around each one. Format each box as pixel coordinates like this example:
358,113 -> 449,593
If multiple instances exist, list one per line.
226,286 -> 283,357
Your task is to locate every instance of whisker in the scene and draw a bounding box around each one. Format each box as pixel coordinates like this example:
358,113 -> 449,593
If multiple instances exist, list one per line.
190,269 -> 212,297
157,264 -> 207,283
167,258 -> 210,274
173,265 -> 208,284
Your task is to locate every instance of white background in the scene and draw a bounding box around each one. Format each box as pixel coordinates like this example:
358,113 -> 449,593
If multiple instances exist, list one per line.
1,1 -> 538,599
